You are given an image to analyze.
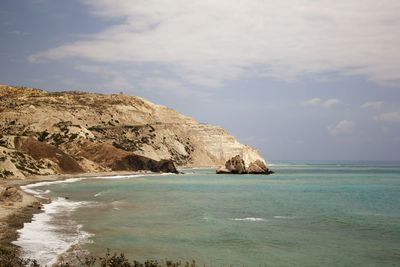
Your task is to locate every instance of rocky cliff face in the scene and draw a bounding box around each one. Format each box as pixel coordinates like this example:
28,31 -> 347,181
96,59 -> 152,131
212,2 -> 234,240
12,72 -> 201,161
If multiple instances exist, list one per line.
0,85 -> 268,178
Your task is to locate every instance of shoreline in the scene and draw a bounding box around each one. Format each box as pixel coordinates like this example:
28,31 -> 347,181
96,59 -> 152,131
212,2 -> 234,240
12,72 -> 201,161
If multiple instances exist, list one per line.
0,170 -> 163,264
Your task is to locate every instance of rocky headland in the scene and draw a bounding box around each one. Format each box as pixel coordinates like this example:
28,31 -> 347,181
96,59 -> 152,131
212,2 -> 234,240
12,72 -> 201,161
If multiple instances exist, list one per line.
0,84 -> 269,179
0,84 -> 272,262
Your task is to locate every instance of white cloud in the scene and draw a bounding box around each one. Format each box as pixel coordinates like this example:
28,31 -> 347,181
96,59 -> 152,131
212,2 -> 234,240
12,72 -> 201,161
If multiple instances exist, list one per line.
74,64 -> 131,89
328,120 -> 355,135
138,77 -> 210,97
29,0 -> 400,87
361,101 -> 384,109
374,111 -> 400,123
322,99 -> 341,108
303,98 -> 341,108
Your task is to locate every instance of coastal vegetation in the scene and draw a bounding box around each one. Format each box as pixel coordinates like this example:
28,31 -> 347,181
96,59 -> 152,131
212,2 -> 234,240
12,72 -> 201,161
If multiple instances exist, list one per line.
0,247 -> 197,267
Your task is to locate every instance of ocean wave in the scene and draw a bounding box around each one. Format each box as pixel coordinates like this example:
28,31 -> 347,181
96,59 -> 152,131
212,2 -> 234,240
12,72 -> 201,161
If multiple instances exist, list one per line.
95,174 -> 144,180
160,172 -> 176,176
273,215 -> 294,219
94,172 -> 176,180
21,178 -> 83,197
231,217 -> 267,222
12,197 -> 95,266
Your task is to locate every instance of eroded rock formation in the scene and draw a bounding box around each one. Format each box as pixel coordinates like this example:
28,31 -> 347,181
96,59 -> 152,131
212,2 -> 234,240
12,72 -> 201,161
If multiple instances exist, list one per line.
216,155 -> 273,175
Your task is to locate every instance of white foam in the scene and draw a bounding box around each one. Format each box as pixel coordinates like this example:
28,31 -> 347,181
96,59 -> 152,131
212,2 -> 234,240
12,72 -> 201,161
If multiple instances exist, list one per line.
96,174 -> 144,180
273,215 -> 294,219
93,172 -> 175,180
231,217 -> 267,222
21,178 -> 83,197
15,172 -> 172,264
94,191 -> 103,197
13,197 -> 95,266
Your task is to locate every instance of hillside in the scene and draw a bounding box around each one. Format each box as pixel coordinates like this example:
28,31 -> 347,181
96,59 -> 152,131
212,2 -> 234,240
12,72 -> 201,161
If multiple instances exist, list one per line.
0,84 -> 267,179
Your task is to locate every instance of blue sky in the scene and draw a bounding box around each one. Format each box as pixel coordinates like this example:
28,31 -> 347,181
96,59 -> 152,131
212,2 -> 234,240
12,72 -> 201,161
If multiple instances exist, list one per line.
1,0 -> 400,161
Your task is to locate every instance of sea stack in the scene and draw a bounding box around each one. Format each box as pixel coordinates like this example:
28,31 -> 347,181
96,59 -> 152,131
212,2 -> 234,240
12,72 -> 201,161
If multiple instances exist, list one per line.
216,155 -> 273,175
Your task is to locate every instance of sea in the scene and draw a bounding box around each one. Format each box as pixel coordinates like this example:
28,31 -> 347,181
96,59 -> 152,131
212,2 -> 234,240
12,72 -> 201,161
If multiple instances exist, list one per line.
14,162 -> 400,266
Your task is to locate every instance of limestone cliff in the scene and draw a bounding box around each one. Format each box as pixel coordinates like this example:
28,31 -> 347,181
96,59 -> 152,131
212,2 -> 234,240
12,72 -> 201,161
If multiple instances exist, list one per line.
0,84 -> 268,178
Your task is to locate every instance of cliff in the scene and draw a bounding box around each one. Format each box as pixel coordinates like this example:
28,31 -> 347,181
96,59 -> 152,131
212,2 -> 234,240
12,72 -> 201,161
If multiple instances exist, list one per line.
0,84 -> 267,178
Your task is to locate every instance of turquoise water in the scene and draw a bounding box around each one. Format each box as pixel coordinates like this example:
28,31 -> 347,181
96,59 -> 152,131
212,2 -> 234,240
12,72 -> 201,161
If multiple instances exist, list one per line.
30,162 -> 400,266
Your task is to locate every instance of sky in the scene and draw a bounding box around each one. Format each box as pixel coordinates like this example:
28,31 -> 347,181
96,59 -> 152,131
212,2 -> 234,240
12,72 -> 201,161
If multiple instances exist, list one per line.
1,0 -> 400,161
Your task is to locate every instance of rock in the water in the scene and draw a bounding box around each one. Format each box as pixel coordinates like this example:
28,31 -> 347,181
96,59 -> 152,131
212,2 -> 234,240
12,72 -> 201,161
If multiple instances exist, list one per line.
215,167 -> 230,174
224,155 -> 247,174
247,159 -> 273,174
216,155 -> 273,175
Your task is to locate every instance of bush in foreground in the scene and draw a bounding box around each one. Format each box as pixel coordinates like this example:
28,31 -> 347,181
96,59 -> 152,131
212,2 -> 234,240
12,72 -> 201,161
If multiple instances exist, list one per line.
0,247 -> 197,267
0,246 -> 39,267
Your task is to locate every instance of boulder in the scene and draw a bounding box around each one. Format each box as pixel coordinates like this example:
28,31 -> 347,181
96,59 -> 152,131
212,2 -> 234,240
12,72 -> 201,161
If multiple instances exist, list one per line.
248,159 -> 274,174
224,155 -> 247,174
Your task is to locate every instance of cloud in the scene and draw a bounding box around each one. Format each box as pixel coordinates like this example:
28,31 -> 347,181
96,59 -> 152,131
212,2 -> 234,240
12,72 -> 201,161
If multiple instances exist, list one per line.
29,0 -> 400,87
138,77 -> 210,97
72,64 -> 131,89
328,120 -> 355,135
303,98 -> 341,108
322,99 -> 341,108
374,111 -> 400,123
361,101 -> 384,110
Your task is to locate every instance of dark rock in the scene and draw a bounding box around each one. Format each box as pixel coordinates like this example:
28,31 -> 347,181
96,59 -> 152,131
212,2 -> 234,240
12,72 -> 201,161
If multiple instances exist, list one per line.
112,154 -> 179,174
216,167 -> 231,174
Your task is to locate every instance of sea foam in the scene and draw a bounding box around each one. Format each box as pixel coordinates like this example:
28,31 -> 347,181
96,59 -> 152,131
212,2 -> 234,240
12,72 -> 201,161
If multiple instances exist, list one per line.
21,178 -> 83,197
231,217 -> 267,222
17,178 -> 97,265
12,197 -> 95,266
16,173 -> 171,264
95,174 -> 144,179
